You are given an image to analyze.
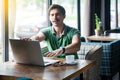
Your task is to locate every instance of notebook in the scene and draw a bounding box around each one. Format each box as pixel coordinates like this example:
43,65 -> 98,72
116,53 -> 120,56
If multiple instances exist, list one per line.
9,39 -> 60,66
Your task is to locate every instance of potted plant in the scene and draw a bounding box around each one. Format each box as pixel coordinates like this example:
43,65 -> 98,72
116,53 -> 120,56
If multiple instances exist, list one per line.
94,13 -> 102,36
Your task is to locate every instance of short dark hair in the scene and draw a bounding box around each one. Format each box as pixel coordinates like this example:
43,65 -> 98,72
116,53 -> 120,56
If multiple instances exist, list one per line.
48,4 -> 66,15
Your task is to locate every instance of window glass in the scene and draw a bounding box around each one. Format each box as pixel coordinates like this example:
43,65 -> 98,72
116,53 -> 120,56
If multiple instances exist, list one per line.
110,0 -> 120,29
110,0 -> 116,29
0,0 -> 4,63
9,0 -> 48,60
52,0 -> 78,29
9,0 -> 79,38
118,0 -> 120,27
9,0 -> 48,39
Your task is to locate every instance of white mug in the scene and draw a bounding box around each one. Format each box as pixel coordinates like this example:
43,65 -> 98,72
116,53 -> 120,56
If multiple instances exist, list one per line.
65,55 -> 75,63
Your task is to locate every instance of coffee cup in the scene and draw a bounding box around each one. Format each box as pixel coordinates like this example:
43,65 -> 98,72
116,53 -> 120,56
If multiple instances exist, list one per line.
65,55 -> 75,63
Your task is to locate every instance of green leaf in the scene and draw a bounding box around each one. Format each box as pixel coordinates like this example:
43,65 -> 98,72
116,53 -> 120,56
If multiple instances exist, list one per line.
95,13 -> 101,30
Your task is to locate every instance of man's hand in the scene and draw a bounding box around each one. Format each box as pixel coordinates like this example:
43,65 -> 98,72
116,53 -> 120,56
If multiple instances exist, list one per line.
20,38 -> 32,41
44,48 -> 63,57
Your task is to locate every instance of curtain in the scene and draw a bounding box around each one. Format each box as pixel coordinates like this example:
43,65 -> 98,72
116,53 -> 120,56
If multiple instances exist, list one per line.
89,0 -> 102,35
101,0 -> 110,31
88,0 -> 110,35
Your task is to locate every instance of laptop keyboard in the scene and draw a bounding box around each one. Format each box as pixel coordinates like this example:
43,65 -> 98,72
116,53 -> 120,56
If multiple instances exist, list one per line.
44,61 -> 49,63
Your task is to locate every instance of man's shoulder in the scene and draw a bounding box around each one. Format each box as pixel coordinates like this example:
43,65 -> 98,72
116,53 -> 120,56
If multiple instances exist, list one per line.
65,25 -> 79,31
65,25 -> 80,36
41,27 -> 52,32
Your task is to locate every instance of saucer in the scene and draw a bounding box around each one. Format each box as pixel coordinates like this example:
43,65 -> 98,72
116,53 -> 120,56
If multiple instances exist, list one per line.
65,61 -> 78,65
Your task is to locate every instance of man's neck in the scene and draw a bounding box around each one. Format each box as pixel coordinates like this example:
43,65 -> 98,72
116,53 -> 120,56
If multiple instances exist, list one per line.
53,24 -> 65,36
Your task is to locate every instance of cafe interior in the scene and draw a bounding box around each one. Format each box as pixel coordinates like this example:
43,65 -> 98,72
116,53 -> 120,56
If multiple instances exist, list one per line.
0,0 -> 120,80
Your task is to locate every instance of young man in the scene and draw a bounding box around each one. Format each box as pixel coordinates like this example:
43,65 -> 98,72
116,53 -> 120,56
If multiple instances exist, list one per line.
24,4 -> 81,59
21,4 -> 81,80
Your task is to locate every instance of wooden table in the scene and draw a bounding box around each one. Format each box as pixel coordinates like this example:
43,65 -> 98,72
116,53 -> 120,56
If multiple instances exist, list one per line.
0,59 -> 95,80
87,33 -> 120,42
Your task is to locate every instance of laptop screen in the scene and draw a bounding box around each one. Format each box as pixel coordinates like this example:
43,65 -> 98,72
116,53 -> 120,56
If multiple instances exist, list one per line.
9,39 -> 59,66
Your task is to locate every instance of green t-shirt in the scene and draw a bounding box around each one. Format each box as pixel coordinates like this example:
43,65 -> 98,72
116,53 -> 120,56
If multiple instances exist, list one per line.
41,25 -> 80,59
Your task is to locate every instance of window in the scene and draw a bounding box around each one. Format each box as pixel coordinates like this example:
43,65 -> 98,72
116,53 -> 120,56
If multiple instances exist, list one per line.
9,0 -> 48,39
9,0 -> 48,60
118,0 -> 120,27
0,0 -> 4,63
110,0 -> 116,29
52,0 -> 78,29
110,0 -> 120,29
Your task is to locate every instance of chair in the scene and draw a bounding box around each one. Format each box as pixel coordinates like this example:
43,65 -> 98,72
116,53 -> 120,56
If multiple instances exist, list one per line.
17,77 -> 32,80
104,28 -> 120,36
80,36 -> 86,42
81,39 -> 120,80
77,43 -> 102,80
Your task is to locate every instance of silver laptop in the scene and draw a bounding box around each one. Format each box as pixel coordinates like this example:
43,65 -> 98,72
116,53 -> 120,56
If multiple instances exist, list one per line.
9,39 -> 59,66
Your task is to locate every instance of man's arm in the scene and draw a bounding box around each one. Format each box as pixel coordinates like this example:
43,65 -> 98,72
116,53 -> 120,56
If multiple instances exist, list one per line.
30,32 -> 46,41
21,31 -> 46,41
64,34 -> 81,54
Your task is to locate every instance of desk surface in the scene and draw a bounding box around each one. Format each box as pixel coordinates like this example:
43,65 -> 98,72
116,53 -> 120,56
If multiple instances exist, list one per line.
87,35 -> 116,41
87,33 -> 120,42
0,59 -> 95,80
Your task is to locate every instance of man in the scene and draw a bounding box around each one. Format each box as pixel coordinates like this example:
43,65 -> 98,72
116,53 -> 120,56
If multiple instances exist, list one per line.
21,4 -> 81,80
24,4 -> 81,59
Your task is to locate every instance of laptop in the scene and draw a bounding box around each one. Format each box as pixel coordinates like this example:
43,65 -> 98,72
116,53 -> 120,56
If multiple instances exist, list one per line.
9,39 -> 60,66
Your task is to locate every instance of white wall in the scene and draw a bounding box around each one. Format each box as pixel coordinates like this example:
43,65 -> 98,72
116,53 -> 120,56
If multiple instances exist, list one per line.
81,0 -> 90,37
